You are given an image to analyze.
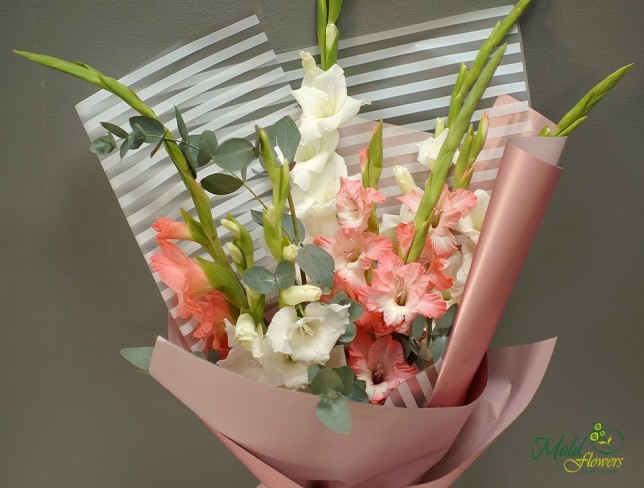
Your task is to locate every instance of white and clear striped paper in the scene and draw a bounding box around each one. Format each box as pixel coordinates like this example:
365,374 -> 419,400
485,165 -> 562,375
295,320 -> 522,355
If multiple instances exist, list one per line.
76,6 -> 532,350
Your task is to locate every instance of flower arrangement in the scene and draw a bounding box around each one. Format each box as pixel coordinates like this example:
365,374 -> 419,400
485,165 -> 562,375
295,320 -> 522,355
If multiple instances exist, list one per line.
14,0 -> 630,485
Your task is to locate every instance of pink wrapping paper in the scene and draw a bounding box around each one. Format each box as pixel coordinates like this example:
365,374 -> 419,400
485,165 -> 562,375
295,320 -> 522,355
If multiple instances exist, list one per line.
429,113 -> 567,408
150,332 -> 556,488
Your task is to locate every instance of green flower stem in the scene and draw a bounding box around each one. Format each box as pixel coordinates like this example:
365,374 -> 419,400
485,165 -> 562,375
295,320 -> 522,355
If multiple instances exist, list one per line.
539,63 -> 633,137
452,0 -> 531,118
406,44 -> 507,263
317,0 -> 343,70
14,50 -> 233,273
287,191 -> 307,285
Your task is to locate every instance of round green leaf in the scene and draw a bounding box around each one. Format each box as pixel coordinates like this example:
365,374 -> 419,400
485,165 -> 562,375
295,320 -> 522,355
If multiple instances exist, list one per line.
100,121 -> 128,139
337,323 -> 357,345
275,260 -> 296,290
201,174 -> 243,196
90,134 -> 116,155
213,138 -> 255,172
198,130 -> 218,166
129,116 -> 165,141
174,106 -> 189,142
267,115 -> 301,163
296,244 -> 335,291
120,347 -> 153,372
431,336 -> 448,363
316,396 -> 351,434
242,266 -> 277,294
310,367 -> 344,396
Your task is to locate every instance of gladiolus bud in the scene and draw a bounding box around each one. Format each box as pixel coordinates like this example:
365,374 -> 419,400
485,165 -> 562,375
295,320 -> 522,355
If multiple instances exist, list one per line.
221,218 -> 240,239
281,285 -> 323,306
393,166 -> 416,194
225,242 -> 244,265
282,244 -> 299,262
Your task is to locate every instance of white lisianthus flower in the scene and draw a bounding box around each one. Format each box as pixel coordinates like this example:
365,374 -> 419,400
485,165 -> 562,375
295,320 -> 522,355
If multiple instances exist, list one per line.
292,51 -> 367,144
456,189 -> 490,244
281,285 -> 323,306
417,128 -> 459,171
266,302 -> 351,364
225,313 -> 264,359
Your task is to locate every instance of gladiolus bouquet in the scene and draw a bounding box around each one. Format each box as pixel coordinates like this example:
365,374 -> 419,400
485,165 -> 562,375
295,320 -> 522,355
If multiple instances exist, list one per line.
15,0 -> 630,486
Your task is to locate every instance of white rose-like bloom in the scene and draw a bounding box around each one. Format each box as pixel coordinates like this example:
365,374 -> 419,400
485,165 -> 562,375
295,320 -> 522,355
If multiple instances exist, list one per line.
292,51 -> 367,144
225,313 -> 264,359
456,189 -> 490,244
266,302 -> 351,364
218,347 -> 267,383
417,128 -> 459,171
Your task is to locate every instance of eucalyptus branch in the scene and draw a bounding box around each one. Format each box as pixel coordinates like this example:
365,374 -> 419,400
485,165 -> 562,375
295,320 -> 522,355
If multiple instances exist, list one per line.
14,50 -> 232,271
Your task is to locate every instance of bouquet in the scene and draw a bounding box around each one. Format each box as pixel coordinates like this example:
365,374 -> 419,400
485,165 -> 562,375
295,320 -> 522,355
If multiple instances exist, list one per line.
15,0 -> 630,486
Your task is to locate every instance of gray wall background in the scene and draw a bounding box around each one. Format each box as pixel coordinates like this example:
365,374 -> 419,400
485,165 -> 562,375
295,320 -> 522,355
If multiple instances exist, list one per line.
2,1 -> 643,487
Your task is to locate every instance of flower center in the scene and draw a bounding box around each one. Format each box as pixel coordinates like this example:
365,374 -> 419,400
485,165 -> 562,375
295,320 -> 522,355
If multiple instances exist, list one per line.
372,363 -> 385,384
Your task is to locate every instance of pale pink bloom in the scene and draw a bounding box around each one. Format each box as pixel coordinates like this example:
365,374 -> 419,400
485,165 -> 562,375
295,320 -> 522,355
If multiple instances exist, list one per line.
348,329 -> 419,404
336,177 -> 386,231
427,186 -> 478,257
358,147 -> 369,172
360,251 -> 447,333
150,240 -> 214,319
152,217 -> 193,241
315,227 -> 392,289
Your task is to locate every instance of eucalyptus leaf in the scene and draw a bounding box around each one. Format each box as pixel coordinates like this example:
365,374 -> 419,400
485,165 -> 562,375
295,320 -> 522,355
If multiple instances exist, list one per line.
128,131 -> 145,150
120,347 -> 153,372
281,213 -> 306,244
316,396 -> 351,434
90,134 -> 116,155
410,315 -> 427,340
250,209 -> 263,227
337,323 -> 356,345
198,130 -> 218,166
431,336 -> 448,364
307,364 -> 323,384
435,304 -> 458,332
213,138 -> 255,172
174,106 -> 189,142
345,382 -> 369,403
242,266 -> 277,294
207,350 -> 221,364
275,260 -> 296,290
129,116 -> 165,142
309,367 -> 344,396
119,139 -> 130,158
334,366 -> 356,396
267,115 -> 301,163
296,244 -> 335,292
100,121 -> 128,139
201,174 -> 243,195
150,137 -> 165,157
192,351 -> 206,360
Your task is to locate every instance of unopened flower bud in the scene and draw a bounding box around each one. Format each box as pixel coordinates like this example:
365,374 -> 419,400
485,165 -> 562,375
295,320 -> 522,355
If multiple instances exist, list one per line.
281,285 -> 323,306
282,244 -> 299,262
221,218 -> 240,239
393,166 -> 416,194
225,242 -> 243,265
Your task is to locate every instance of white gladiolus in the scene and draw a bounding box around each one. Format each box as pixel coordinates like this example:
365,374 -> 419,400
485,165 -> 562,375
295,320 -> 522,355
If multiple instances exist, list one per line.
291,129 -> 341,192
225,313 -> 264,359
456,189 -> 490,244
291,52 -> 367,144
417,128 -> 459,171
266,302 -> 350,364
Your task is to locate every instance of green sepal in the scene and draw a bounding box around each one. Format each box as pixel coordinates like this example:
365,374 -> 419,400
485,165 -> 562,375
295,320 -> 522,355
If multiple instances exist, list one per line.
197,257 -> 248,309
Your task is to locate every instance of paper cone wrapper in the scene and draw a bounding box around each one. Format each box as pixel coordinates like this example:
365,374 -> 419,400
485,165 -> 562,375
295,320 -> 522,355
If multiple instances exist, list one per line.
430,131 -> 567,408
150,332 -> 555,488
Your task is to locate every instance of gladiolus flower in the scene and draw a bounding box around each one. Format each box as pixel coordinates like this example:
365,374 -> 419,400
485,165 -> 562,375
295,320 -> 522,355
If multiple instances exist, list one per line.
336,177 -> 385,231
348,330 -> 419,404
152,217 -> 193,241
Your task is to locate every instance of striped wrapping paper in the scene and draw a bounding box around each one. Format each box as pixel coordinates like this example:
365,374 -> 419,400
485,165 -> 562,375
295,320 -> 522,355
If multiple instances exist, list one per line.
76,6 -> 532,351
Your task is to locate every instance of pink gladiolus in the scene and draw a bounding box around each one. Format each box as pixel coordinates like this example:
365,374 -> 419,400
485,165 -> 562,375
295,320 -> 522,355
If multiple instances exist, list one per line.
193,291 -> 233,358
150,240 -> 214,319
336,177 -> 385,231
348,329 -> 419,404
359,251 -> 446,333
152,217 -> 193,241
315,227 -> 392,289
